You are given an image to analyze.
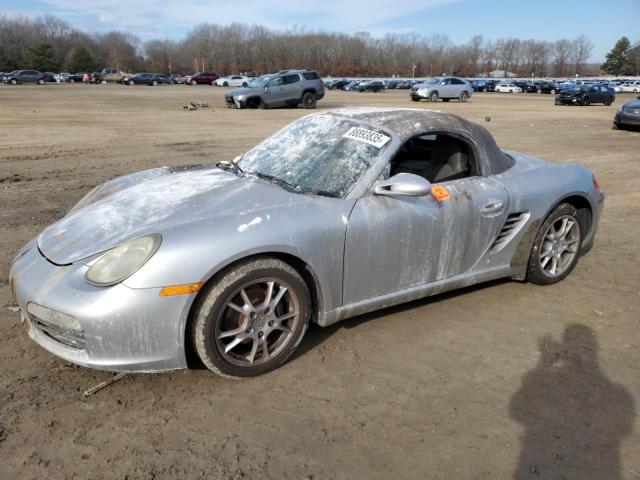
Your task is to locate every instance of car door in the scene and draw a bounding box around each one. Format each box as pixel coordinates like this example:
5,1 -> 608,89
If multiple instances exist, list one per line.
439,78 -> 453,98
282,74 -> 303,103
342,136 -> 510,305
263,77 -> 286,106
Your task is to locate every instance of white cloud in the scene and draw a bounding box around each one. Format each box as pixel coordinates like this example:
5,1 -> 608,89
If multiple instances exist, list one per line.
38,0 -> 459,38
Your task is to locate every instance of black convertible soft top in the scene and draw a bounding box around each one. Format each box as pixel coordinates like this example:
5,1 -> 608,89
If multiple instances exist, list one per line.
325,108 -> 514,175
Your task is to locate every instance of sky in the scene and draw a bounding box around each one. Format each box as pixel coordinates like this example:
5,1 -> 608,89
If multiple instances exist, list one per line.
1,0 -> 638,62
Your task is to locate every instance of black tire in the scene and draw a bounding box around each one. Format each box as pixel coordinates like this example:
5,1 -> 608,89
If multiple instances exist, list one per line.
429,91 -> 439,102
583,96 -> 590,106
10,78 -> 17,85
128,80 -> 135,86
152,80 -> 158,86
191,257 -> 311,378
459,91 -> 469,102
241,82 -> 247,87
37,79 -> 45,85
527,203 -> 583,285
69,78 -> 75,84
223,81 -> 228,87
302,91 -> 317,109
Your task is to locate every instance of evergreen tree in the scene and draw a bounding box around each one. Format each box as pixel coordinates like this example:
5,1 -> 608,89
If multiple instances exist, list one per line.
601,37 -> 630,75
26,43 -> 60,72
67,46 -> 96,72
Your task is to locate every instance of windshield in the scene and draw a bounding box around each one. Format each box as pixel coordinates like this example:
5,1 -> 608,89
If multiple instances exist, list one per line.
421,78 -> 440,85
237,115 -> 390,197
247,76 -> 269,88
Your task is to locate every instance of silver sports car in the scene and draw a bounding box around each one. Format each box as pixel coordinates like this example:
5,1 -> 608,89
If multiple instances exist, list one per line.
9,108 -> 604,378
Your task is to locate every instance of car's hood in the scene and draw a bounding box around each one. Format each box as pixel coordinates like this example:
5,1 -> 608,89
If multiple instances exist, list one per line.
38,165 -> 303,264
227,87 -> 255,96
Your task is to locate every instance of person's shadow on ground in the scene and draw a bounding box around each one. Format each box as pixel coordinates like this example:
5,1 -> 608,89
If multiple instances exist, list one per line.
510,324 -> 635,479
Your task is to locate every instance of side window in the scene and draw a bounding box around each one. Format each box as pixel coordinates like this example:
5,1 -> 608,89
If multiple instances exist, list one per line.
283,74 -> 301,85
389,133 -> 477,183
302,72 -> 319,80
441,78 -> 451,85
267,77 -> 283,87
452,78 -> 464,85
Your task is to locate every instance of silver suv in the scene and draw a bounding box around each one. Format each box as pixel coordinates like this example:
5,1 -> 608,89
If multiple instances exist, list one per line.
410,76 -> 472,103
225,70 -> 325,109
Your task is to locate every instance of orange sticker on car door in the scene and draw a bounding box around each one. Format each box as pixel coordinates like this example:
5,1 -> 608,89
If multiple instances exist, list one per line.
431,185 -> 450,202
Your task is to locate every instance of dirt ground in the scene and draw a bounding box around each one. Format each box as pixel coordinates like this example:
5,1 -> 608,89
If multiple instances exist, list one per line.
0,84 -> 639,480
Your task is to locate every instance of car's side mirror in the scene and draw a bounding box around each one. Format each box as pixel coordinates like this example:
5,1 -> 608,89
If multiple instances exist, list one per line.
374,173 -> 432,197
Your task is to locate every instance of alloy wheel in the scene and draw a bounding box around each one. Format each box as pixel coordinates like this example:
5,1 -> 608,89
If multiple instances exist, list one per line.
215,278 -> 300,367
539,215 -> 581,278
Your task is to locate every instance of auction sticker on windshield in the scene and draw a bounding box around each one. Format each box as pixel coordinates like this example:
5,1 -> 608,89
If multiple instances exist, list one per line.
343,127 -> 391,148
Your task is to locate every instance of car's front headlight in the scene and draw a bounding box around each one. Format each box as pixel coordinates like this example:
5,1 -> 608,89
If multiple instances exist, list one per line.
418,88 -> 428,94
86,234 -> 161,286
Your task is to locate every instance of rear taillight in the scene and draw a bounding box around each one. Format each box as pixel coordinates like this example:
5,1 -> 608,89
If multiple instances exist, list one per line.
592,175 -> 601,192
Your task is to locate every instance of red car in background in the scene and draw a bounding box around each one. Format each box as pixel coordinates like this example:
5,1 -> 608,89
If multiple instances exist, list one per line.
186,72 -> 220,85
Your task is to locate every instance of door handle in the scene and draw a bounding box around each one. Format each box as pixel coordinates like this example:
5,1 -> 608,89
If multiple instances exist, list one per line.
481,201 -> 504,215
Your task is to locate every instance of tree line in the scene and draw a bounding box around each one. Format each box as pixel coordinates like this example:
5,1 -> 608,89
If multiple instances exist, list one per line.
0,14 -> 637,77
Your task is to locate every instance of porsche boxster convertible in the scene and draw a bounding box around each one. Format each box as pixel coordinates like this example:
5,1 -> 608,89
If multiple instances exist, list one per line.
9,108 -> 604,378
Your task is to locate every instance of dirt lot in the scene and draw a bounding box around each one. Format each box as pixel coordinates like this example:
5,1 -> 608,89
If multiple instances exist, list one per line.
0,84 -> 639,479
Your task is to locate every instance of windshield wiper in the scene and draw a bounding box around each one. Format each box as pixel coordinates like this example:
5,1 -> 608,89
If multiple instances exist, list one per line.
247,171 -> 340,197
216,161 -> 244,177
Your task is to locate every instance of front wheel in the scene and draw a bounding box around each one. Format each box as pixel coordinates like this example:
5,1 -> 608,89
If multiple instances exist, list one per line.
583,96 -> 590,106
37,79 -> 45,85
129,80 -> 135,86
302,92 -> 317,109
191,257 -> 311,378
527,203 -> 582,285
152,80 -> 158,86
429,91 -> 439,102
10,78 -> 17,85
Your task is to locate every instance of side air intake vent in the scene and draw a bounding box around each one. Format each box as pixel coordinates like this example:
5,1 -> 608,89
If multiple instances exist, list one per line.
490,212 -> 530,253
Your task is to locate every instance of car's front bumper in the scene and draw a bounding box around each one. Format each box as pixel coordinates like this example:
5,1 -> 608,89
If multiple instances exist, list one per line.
9,243 -> 194,372
615,112 -> 640,127
556,96 -> 581,105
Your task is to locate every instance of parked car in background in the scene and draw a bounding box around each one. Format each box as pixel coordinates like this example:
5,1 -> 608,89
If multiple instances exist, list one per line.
225,69 -> 324,109
358,80 -> 385,92
3,70 -> 45,85
344,81 -> 360,91
215,75 -> 250,87
123,73 -> 168,86
484,81 -> 497,92
495,83 -> 523,93
168,74 -> 185,84
611,84 -> 624,93
410,76 -> 472,102
472,80 -> 488,92
555,84 -> 615,106
538,81 -> 560,94
621,81 -> 640,93
328,79 -> 350,90
186,72 -> 220,85
614,96 -> 640,130
396,80 -> 412,89
101,68 -> 132,83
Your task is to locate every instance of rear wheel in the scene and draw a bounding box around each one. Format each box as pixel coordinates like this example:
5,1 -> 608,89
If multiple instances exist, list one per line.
223,81 -> 229,87
527,203 -> 582,285
191,257 -> 311,378
10,78 -> 17,85
129,80 -> 135,86
37,79 -> 45,85
302,92 -> 317,109
152,80 -> 158,86
459,91 -> 469,102
583,96 -> 590,106
429,91 -> 439,102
